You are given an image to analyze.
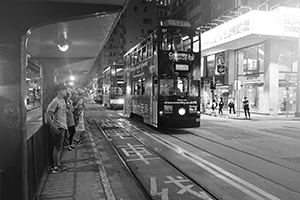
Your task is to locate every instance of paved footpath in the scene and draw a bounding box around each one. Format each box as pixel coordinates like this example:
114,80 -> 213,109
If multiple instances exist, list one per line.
203,109 -> 300,121
36,131 -> 108,200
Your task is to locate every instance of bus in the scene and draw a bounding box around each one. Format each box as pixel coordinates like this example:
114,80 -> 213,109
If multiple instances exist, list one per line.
102,64 -> 125,110
123,19 -> 201,128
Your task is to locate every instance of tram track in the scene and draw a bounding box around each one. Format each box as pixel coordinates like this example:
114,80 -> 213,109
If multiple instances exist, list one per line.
86,103 -> 300,199
114,116 -> 300,199
86,104 -> 220,200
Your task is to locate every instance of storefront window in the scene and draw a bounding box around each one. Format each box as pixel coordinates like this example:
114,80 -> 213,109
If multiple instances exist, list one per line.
279,41 -> 298,72
278,41 -> 298,113
237,43 -> 265,112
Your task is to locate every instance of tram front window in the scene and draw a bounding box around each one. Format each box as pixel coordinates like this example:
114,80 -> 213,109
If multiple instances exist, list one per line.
173,33 -> 191,51
159,77 -> 189,96
160,79 -> 174,96
175,76 -> 188,96
189,80 -> 200,97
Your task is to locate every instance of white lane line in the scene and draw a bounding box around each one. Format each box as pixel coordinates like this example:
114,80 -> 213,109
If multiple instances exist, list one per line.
131,126 -> 281,200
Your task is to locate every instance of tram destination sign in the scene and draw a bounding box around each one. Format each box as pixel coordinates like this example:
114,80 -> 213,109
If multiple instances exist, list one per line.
168,52 -> 194,62
175,64 -> 189,71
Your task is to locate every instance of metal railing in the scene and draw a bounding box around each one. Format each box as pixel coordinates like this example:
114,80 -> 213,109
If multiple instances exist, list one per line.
0,170 -> 7,200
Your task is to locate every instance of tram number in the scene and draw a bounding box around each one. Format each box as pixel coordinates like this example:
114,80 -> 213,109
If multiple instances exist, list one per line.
174,20 -> 185,26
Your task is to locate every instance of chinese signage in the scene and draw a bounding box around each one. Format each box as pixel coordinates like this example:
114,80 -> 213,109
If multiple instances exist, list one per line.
201,7 -> 300,51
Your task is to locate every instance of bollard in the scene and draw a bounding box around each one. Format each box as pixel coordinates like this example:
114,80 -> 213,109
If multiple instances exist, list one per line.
0,170 -> 7,200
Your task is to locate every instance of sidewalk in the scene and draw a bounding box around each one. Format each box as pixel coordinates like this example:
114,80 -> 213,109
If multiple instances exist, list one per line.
27,102 -> 41,111
36,131 -> 109,200
202,109 -> 300,121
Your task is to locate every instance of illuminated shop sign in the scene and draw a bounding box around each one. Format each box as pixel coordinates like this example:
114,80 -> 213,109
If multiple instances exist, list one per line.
201,7 -> 300,51
168,52 -> 194,62
215,52 -> 226,75
201,12 -> 251,50
281,7 -> 300,35
163,19 -> 191,28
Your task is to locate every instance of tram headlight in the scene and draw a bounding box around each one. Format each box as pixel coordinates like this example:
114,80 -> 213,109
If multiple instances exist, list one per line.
159,111 -> 164,116
178,107 -> 186,116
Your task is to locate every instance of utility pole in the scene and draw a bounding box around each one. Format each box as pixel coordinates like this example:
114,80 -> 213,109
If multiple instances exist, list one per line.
295,21 -> 300,117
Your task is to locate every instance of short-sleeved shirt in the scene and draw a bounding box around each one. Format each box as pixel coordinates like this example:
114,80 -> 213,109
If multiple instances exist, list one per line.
46,97 -> 67,130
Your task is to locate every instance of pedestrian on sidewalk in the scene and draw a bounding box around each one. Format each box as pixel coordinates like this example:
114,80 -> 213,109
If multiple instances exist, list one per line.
64,92 -> 76,151
71,89 -> 86,147
218,97 -> 224,115
210,99 -> 217,117
228,97 -> 236,114
45,83 -> 69,173
243,96 -> 251,119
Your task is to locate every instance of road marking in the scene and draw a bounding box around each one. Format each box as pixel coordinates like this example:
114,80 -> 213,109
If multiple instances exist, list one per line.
120,143 -> 160,164
132,127 -> 281,200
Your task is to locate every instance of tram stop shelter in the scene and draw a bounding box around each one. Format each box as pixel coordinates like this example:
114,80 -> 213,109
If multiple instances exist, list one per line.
0,0 -> 128,199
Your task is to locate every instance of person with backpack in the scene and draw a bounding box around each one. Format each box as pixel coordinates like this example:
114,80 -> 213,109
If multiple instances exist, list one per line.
45,83 -> 69,173
218,97 -> 224,115
70,90 -> 86,147
64,92 -> 76,151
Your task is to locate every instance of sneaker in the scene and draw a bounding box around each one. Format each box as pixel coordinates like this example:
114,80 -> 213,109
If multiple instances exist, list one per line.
68,145 -> 75,151
51,166 -> 65,174
76,140 -> 83,145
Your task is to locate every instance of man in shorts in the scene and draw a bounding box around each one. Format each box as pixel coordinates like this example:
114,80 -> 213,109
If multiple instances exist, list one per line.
45,83 -> 69,173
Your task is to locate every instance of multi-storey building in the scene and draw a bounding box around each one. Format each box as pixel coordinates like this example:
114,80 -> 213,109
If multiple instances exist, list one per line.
171,0 -> 300,116
92,0 -> 170,99
97,0 -> 171,73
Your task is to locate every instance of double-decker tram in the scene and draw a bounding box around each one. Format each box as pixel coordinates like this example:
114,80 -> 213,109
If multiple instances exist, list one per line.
124,19 -> 201,128
102,64 -> 125,110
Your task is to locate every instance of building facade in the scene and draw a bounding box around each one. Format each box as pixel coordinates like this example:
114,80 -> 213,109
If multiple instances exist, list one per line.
173,0 -> 300,115
91,0 -> 170,99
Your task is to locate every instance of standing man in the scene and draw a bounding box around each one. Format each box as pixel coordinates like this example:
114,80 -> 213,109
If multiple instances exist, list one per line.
45,83 -> 69,173
243,96 -> 251,119
218,97 -> 224,115
228,96 -> 236,114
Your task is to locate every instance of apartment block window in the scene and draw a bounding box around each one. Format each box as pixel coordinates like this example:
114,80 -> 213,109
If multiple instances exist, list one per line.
144,7 -> 148,12
134,6 -> 138,11
143,18 -> 152,24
